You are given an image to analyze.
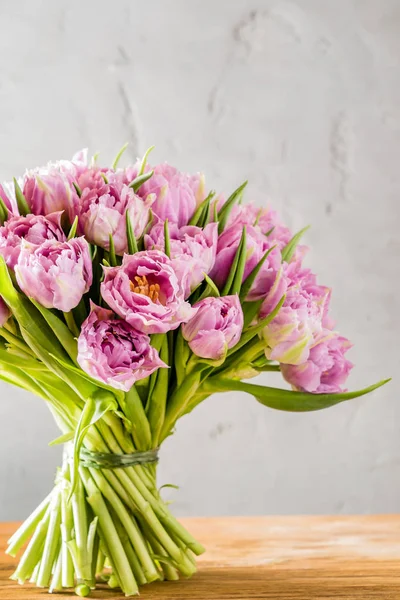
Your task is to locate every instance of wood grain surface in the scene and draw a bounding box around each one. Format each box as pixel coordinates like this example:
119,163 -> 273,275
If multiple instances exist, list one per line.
1,516 -> 400,599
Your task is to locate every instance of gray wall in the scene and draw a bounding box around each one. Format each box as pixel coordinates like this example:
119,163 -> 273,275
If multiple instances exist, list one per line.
0,0 -> 398,520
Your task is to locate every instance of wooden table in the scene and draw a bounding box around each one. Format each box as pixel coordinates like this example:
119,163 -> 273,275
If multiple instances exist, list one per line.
1,516 -> 400,599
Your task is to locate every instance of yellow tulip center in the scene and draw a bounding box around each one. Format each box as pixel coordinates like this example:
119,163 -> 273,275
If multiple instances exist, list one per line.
130,275 -> 160,302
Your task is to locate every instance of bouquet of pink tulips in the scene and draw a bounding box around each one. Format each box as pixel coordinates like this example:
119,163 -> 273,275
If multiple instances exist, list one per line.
0,146 -> 388,596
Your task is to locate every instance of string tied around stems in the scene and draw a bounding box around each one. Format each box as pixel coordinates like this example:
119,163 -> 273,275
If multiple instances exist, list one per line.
78,447 -> 159,469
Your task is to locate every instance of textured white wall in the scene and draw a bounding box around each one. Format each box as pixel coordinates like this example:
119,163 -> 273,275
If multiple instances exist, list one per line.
0,0 -> 398,520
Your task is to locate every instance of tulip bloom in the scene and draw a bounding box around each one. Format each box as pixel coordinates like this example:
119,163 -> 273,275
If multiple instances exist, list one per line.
23,165 -> 78,220
281,334 -> 353,393
77,304 -> 166,391
78,182 -> 153,255
0,213 -> 66,269
101,250 -> 197,334
227,203 -> 293,249
15,238 -> 92,312
210,224 -> 282,296
261,263 -> 333,365
182,295 -> 243,360
145,220 -> 218,297
138,163 -> 206,227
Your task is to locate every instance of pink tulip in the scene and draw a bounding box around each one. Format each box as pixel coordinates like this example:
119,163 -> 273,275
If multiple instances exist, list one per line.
15,238 -> 92,312
145,220 -> 218,297
182,295 -> 243,360
210,224 -> 282,297
78,182 -> 153,255
281,334 -> 353,393
101,250 -> 197,334
23,165 -> 78,220
0,213 -> 66,269
77,303 -> 166,391
261,263 -> 334,365
227,203 -> 293,249
137,163 -> 206,227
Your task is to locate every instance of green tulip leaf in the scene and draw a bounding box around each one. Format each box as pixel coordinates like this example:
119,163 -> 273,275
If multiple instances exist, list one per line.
72,182 -> 82,198
112,142 -> 129,170
13,177 -> 30,216
197,274 -> 220,302
0,197 -> 10,222
49,352 -> 124,404
281,226 -> 310,263
108,234 -> 117,266
138,145 -> 155,176
228,227 -> 247,296
31,300 -> 78,364
218,181 -> 248,234
229,295 -> 285,356
221,226 -> 246,296
240,245 -> 277,302
67,216 -> 79,240
189,191 -> 215,227
202,378 -> 391,412
164,219 -> 171,258
126,212 -> 138,254
48,432 -> 74,447
130,170 -> 154,193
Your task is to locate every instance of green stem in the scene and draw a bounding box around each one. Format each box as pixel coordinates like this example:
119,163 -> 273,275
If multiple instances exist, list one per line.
0,327 -> 36,357
147,338 -> 169,447
61,483 -> 75,589
86,516 -> 99,588
139,518 -> 179,581
95,549 -> 105,578
112,509 -> 149,586
217,338 -> 265,377
88,467 -> 159,583
159,369 -> 203,442
70,466 -> 91,584
36,490 -> 61,587
29,560 -> 41,584
6,492 -> 52,557
95,419 -> 155,491
114,468 -> 201,569
125,386 -> 152,450
80,469 -> 139,596
49,548 -> 63,592
64,312 -> 80,337
12,509 -> 50,583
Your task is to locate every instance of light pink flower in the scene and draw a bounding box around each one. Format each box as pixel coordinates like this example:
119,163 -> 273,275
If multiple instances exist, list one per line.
101,250 -> 197,334
77,303 -> 166,391
78,182 -> 153,255
21,150 -> 91,220
182,295 -> 243,360
15,238 -> 92,312
23,165 -> 78,220
261,263 -> 334,365
137,163 -> 206,227
227,203 -> 292,249
145,220 -> 218,297
0,213 -> 66,269
281,334 -> 353,393
210,224 -> 282,298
